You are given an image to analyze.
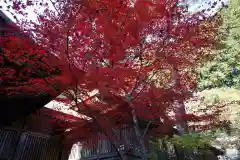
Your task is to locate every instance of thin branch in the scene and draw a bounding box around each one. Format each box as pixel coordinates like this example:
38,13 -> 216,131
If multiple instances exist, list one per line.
142,121 -> 152,139
49,0 -> 61,15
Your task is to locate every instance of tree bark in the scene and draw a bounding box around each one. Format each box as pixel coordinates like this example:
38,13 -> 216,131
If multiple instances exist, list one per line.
172,69 -> 189,160
173,99 -> 189,134
172,99 -> 189,160
129,103 -> 148,160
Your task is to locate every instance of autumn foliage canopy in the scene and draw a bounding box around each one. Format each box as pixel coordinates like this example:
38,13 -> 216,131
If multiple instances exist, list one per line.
0,0 -> 223,145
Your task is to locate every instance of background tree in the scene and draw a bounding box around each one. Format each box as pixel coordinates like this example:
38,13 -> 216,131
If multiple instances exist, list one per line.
198,0 -> 240,90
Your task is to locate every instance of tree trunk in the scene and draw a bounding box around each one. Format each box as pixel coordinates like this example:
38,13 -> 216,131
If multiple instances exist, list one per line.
173,99 -> 189,134
129,103 -> 148,160
173,99 -> 189,160
171,68 -> 189,134
171,69 -> 189,160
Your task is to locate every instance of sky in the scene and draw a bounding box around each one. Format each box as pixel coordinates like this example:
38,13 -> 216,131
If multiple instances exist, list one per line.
0,0 -> 55,23
0,0 -> 229,23
186,0 -> 228,16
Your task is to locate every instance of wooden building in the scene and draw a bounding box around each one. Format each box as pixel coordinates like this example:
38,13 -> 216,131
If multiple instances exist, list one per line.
0,10 -> 71,160
0,107 -> 75,160
0,10 -> 58,127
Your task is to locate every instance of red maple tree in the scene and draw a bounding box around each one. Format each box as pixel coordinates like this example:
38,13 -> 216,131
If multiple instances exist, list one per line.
1,0 -> 223,159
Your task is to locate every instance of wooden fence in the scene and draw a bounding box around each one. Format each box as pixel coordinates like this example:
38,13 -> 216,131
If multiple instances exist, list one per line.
0,128 -> 63,160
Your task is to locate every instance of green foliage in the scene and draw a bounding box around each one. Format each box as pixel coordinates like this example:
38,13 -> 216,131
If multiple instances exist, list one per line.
148,133 -> 216,159
198,0 -> 240,90
148,136 -> 170,160
170,133 -> 214,152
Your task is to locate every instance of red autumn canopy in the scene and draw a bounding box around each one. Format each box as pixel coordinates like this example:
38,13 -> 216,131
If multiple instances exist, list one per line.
1,0 -> 223,153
